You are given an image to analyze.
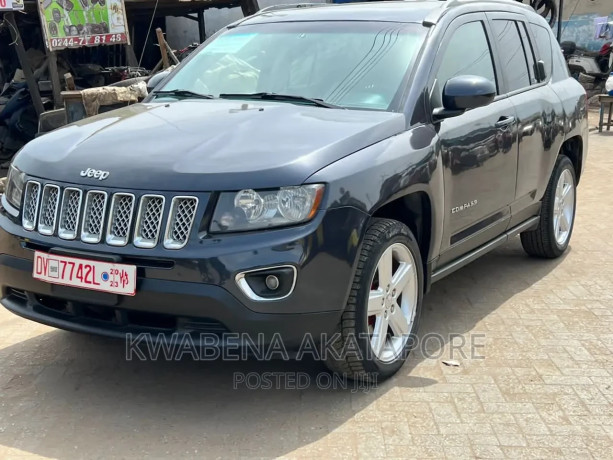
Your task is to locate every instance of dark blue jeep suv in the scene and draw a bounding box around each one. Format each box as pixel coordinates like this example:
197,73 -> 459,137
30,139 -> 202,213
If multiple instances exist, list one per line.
0,0 -> 587,380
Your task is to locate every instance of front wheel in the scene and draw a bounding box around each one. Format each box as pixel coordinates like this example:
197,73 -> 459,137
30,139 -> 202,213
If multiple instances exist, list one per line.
323,218 -> 423,381
521,155 -> 577,258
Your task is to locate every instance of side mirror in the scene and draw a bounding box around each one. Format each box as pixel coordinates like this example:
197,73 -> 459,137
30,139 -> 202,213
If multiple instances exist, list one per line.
434,75 -> 496,120
146,70 -> 171,93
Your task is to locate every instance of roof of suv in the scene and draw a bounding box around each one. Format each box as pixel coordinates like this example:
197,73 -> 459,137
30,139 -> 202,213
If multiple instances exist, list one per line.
238,0 -> 534,26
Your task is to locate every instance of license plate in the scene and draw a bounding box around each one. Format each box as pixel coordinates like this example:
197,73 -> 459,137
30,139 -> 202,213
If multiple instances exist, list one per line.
32,251 -> 136,296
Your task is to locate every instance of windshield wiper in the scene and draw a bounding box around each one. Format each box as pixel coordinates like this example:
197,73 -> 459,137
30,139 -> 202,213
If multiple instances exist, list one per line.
152,89 -> 216,100
219,92 -> 343,109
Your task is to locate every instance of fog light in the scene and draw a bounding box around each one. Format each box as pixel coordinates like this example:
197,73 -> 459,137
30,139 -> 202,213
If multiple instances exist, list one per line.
235,265 -> 297,301
265,275 -> 280,291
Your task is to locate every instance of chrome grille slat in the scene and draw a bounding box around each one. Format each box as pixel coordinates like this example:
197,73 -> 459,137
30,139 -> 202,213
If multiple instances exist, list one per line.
38,184 -> 60,235
164,196 -> 198,249
22,181 -> 41,231
81,191 -> 108,244
134,195 -> 165,248
58,188 -> 83,240
106,193 -> 135,246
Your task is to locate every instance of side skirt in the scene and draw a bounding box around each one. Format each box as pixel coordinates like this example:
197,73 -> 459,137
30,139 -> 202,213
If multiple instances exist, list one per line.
430,216 -> 540,284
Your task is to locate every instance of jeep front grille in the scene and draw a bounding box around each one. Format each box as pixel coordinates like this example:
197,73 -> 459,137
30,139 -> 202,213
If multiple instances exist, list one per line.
20,180 -> 198,249
164,197 -> 198,249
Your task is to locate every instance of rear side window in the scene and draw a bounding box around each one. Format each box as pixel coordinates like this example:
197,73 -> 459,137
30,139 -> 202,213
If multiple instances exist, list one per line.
434,21 -> 497,106
531,24 -> 553,80
491,20 -> 531,92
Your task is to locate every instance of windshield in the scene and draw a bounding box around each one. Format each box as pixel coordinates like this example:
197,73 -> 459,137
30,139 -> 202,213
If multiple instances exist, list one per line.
159,22 -> 426,111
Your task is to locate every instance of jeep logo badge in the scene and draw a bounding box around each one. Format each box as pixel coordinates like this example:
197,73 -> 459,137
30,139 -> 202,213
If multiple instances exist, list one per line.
80,168 -> 110,181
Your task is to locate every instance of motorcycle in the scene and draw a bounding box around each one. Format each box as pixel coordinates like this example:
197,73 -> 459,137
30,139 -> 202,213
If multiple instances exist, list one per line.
562,41 -> 612,81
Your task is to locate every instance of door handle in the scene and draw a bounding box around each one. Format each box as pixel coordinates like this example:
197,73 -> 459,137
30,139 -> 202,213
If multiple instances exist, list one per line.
495,116 -> 516,128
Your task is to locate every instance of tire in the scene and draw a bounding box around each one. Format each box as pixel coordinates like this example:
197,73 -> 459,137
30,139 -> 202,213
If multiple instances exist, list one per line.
521,155 -> 576,258
323,218 -> 423,382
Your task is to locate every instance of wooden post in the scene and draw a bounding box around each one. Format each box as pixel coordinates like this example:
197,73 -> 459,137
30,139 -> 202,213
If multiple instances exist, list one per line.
4,12 -> 45,116
125,44 -> 138,67
162,37 -> 180,65
557,0 -> 563,42
198,10 -> 206,43
156,28 -> 169,69
64,73 -> 76,91
126,23 -> 138,67
240,0 -> 260,17
46,50 -> 62,109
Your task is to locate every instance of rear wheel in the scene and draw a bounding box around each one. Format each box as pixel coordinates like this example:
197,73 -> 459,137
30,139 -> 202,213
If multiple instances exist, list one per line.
521,155 -> 576,258
323,218 -> 423,381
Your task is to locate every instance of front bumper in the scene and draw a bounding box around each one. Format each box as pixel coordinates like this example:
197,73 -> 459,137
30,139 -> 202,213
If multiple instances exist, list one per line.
0,206 -> 369,347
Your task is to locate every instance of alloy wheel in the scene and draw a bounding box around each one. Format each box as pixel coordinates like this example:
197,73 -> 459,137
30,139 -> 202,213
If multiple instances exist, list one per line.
367,242 -> 418,363
553,168 -> 575,246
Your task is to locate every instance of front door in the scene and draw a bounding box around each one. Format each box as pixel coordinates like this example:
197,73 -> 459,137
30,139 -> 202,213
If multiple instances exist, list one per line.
431,15 -> 519,264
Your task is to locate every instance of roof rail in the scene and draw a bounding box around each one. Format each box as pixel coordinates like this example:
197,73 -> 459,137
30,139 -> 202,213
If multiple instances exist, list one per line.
439,0 -> 532,8
258,3 -> 333,14
227,2 -> 333,29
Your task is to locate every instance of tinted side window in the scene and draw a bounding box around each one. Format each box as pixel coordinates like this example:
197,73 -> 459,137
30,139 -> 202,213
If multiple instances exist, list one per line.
434,21 -> 497,106
531,24 -> 553,80
491,20 -> 531,92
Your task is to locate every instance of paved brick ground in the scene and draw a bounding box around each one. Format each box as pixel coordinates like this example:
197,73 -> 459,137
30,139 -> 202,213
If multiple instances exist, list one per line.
0,119 -> 611,459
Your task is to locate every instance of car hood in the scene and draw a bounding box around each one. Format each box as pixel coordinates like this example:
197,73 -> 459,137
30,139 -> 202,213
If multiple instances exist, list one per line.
15,100 -> 405,191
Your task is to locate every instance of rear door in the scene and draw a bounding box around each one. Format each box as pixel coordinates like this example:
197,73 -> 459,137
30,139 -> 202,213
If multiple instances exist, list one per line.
486,13 -> 563,227
430,14 -> 519,265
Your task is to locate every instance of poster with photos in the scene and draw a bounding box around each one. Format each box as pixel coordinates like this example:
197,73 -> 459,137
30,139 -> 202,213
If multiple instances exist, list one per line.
38,0 -> 130,51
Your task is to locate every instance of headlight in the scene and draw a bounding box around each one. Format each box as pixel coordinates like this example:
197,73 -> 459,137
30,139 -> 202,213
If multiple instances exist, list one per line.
4,164 -> 25,210
210,184 -> 325,232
